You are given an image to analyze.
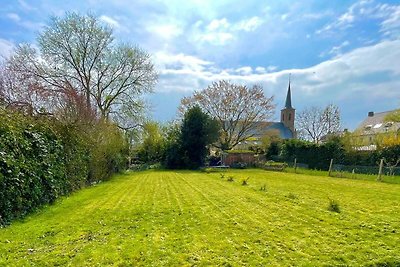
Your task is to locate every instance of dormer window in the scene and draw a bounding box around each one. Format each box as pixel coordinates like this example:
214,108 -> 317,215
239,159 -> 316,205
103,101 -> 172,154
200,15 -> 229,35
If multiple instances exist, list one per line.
364,125 -> 372,130
385,122 -> 393,128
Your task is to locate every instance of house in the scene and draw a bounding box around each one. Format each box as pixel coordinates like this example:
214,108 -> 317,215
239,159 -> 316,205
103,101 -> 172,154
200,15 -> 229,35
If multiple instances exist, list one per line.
354,110 -> 400,150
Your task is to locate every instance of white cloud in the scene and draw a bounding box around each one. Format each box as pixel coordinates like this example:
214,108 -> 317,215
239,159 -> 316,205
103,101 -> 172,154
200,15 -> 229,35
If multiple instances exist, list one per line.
0,39 -> 15,59
317,0 -> 400,37
255,67 -> 266,73
207,18 -> 230,31
195,16 -> 264,46
199,32 -> 234,46
327,41 -> 350,56
100,15 -> 120,28
236,66 -> 253,75
149,24 -> 183,40
155,40 -> 400,112
17,0 -> 36,11
235,16 -> 264,32
7,13 -> 21,22
154,51 -> 213,72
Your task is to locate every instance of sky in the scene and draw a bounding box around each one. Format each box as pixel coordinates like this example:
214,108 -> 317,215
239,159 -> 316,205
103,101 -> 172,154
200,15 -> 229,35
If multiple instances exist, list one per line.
0,0 -> 400,130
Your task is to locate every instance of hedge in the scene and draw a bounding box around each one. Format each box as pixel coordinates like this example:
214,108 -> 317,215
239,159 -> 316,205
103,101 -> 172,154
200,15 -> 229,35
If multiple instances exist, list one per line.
0,108 -> 127,226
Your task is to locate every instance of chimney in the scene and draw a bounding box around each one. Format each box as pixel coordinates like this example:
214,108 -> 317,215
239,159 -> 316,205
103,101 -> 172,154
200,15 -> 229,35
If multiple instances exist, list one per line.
368,111 -> 374,117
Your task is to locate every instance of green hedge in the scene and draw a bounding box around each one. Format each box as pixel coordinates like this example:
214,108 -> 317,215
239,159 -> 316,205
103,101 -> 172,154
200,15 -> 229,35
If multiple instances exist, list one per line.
0,109 -> 127,226
280,138 -> 400,170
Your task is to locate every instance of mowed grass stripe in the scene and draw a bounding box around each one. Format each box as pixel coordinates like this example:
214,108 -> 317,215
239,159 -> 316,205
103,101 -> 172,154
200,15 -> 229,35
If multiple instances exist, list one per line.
1,170 -> 399,266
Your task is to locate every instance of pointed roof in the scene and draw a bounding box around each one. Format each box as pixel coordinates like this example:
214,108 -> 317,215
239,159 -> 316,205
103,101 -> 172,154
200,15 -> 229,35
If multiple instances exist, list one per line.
284,81 -> 293,109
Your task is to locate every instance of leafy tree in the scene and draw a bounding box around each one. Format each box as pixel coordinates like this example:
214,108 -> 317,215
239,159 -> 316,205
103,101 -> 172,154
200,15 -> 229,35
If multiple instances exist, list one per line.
180,80 -> 274,150
180,106 -> 220,169
8,12 -> 157,128
164,122 -> 184,169
137,122 -> 165,164
296,104 -> 341,143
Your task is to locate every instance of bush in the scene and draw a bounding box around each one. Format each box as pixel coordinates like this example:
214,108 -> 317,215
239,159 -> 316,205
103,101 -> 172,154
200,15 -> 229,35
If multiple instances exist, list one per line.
0,108 -> 128,226
328,199 -> 341,213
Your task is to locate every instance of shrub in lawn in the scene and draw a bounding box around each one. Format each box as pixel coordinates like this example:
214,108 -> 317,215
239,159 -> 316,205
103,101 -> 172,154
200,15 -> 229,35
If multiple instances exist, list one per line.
220,173 -> 225,179
328,199 -> 341,213
260,184 -> 267,191
241,177 -> 250,186
287,193 -> 298,199
227,176 -> 234,182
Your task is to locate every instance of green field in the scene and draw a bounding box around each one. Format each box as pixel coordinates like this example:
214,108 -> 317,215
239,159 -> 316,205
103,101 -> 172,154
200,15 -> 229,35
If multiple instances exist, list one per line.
1,169 -> 399,266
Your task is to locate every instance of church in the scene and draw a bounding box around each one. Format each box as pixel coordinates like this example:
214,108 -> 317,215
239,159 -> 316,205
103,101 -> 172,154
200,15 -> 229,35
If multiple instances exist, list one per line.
234,82 -> 296,150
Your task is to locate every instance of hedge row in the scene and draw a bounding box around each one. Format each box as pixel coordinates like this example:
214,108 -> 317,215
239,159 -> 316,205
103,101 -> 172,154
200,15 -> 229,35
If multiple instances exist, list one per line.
0,109 -> 127,225
280,138 -> 400,170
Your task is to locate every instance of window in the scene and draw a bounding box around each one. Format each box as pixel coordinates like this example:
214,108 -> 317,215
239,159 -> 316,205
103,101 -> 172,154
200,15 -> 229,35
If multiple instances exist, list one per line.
364,125 -> 372,131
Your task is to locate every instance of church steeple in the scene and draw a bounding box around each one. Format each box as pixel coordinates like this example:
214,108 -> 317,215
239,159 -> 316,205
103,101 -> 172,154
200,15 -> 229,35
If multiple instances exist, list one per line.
284,81 -> 292,109
281,76 -> 296,137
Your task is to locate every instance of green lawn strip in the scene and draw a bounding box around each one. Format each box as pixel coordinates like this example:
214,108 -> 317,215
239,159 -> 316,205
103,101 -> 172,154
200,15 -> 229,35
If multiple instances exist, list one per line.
0,170 -> 399,266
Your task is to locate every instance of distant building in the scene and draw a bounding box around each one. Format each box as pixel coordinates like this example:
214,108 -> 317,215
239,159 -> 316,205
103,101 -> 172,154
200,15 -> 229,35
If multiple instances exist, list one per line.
234,81 -> 296,150
354,110 -> 400,150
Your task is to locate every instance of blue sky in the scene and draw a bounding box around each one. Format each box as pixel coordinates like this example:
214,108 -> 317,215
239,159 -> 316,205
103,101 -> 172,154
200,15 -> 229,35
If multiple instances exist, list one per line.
1,0 -> 400,130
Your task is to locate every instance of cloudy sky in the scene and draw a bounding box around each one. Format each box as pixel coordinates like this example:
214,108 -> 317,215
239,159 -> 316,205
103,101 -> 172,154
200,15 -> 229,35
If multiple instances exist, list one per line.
1,0 -> 400,129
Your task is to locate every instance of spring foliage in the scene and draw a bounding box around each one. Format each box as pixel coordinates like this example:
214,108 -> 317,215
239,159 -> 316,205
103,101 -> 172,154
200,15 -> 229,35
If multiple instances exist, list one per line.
0,108 -> 127,226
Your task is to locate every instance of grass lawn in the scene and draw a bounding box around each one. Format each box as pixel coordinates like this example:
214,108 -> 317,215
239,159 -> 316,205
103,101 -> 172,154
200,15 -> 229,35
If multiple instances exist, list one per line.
1,169 -> 399,266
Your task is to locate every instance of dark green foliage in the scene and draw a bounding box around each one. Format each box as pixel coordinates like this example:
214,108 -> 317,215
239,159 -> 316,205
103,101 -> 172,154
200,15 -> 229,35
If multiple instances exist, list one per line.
136,122 -> 165,164
260,184 -> 267,191
328,199 -> 341,213
281,138 -> 345,170
164,123 -> 185,169
181,106 -> 220,169
241,177 -> 250,186
0,108 -> 127,225
265,140 -> 281,159
164,106 -> 220,169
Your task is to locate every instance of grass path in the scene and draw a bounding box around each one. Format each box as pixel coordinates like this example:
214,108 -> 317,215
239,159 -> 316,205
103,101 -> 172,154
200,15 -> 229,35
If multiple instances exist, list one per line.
1,169 -> 399,266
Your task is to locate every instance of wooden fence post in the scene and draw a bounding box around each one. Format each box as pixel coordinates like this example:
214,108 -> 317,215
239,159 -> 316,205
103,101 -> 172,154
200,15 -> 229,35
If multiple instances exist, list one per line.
328,159 -> 333,177
377,158 -> 384,182
294,158 -> 297,173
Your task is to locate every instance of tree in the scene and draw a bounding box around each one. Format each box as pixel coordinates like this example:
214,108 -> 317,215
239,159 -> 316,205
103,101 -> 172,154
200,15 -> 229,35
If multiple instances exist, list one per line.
8,12 -> 157,127
296,104 -> 341,143
136,122 -> 165,164
180,80 -> 274,150
180,106 -> 220,169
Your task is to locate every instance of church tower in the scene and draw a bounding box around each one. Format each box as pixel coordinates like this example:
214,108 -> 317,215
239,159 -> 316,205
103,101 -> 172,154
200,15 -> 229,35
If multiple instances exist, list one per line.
280,80 -> 295,135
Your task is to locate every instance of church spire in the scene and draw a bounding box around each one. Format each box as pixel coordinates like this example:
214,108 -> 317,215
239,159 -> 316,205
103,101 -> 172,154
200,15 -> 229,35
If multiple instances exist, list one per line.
284,75 -> 293,109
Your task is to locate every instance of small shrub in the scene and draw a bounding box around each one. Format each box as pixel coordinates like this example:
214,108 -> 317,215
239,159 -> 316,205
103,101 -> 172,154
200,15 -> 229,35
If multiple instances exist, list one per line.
287,193 -> 298,199
241,177 -> 250,186
260,184 -> 267,191
227,176 -> 234,182
220,173 -> 225,179
328,199 -> 341,213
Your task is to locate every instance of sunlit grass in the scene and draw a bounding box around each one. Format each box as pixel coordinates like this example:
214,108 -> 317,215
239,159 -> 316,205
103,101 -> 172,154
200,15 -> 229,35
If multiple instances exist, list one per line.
1,169 -> 399,266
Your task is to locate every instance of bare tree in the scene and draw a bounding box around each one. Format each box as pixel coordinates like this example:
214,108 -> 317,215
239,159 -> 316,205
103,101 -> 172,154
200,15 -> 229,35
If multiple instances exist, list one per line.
0,60 -> 50,114
8,12 -> 157,126
296,104 -> 341,143
180,80 -> 275,150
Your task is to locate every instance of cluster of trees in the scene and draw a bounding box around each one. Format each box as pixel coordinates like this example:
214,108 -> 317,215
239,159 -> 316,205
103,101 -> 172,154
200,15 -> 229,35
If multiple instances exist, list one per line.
0,13 -> 156,225
135,80 -> 275,168
136,106 -> 219,169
